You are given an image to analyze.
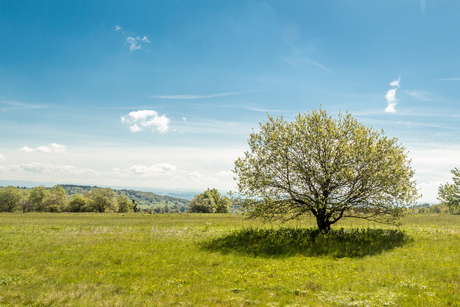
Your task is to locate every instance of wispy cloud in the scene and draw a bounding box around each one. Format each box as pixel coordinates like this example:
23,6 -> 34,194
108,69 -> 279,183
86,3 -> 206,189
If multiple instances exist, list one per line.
129,163 -> 176,177
121,110 -> 170,133
281,47 -> 332,73
0,100 -> 47,112
420,0 -> 426,14
19,143 -> 67,154
149,91 -> 253,100
0,154 -> 5,162
126,37 -> 142,51
385,76 -> 401,113
115,25 -> 150,52
438,78 -> 460,81
403,90 -> 433,101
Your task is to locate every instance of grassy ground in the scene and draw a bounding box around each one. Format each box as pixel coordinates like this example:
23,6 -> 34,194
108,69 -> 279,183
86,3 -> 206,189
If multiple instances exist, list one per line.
0,213 -> 459,306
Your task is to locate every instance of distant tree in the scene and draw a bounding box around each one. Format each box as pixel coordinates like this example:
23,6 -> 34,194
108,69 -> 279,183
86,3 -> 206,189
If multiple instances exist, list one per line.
18,199 -> 34,212
132,199 -> 139,212
429,204 -> 445,214
42,185 -> 67,212
438,167 -> 460,214
234,109 -> 420,231
29,186 -> 49,212
89,187 -> 117,212
117,195 -> 132,213
67,194 -> 88,212
0,186 -> 22,212
189,189 -> 230,213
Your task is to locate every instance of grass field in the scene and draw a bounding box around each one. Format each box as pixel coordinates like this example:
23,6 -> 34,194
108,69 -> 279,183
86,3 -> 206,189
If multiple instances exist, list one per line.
0,213 -> 459,306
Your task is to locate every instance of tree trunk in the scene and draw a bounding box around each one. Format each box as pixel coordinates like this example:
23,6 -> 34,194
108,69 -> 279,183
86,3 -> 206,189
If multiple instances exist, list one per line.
316,215 -> 331,231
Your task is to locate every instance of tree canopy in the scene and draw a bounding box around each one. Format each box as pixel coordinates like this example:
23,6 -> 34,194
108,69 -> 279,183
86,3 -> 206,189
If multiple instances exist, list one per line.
233,108 -> 419,231
189,189 -> 231,213
438,167 -> 460,213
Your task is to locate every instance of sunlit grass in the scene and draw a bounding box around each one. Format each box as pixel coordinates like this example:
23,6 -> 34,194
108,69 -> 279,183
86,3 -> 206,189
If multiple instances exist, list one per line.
0,213 -> 459,306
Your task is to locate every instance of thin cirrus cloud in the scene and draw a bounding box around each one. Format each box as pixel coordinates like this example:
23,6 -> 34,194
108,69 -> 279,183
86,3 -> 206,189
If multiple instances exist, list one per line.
121,110 -> 170,133
0,154 -> 5,161
149,91 -> 254,100
129,163 -> 176,177
385,76 -> 401,113
19,143 -> 67,154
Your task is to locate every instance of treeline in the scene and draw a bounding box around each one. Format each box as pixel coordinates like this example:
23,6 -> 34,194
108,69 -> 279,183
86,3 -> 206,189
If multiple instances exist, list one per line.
410,203 -> 451,214
0,185 -> 189,213
60,185 -> 189,210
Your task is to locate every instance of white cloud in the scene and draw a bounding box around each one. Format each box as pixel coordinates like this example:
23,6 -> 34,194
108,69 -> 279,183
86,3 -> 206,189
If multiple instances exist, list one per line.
115,25 -> 122,31
19,143 -> 67,154
186,171 -> 204,181
182,117 -> 187,122
0,154 -> 5,162
129,163 -> 176,177
126,37 -> 141,51
19,162 -> 96,175
19,146 -> 34,152
121,110 -> 170,133
21,162 -> 52,173
142,36 -> 150,42
149,91 -> 253,100
216,171 -> 233,177
385,76 -> 401,113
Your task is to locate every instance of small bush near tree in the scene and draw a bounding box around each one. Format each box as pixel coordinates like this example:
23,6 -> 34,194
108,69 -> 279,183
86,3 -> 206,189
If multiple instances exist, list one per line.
189,189 -> 231,213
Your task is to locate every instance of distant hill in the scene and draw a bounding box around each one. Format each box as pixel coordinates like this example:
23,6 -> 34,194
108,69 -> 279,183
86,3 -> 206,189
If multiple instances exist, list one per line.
59,184 -> 189,210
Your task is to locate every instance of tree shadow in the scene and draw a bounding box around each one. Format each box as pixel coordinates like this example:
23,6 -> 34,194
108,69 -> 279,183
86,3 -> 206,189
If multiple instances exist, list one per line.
201,227 -> 410,258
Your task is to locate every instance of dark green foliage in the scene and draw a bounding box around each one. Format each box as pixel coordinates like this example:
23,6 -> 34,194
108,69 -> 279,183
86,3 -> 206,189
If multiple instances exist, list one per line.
88,188 -> 117,213
203,227 -> 409,258
0,186 -> 22,212
42,185 -> 67,212
67,194 -> 88,212
28,186 -> 48,211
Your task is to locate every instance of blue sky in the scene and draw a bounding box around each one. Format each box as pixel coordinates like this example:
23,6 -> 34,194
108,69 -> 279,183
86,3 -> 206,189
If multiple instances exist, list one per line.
1,0 -> 459,202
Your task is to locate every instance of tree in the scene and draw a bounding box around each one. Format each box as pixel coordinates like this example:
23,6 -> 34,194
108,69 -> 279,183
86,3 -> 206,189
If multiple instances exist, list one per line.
88,187 -> 117,212
233,108 -> 419,231
29,186 -> 48,212
67,194 -> 88,212
117,195 -> 132,213
189,189 -> 230,213
0,186 -> 22,212
42,185 -> 67,212
438,167 -> 460,213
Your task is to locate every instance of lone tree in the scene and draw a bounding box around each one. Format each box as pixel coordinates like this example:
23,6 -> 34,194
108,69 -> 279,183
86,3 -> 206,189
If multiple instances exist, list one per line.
438,167 -> 460,213
233,108 -> 419,231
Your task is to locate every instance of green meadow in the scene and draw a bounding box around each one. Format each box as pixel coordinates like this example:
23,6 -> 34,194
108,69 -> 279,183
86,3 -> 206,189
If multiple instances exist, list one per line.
1,213 -> 459,306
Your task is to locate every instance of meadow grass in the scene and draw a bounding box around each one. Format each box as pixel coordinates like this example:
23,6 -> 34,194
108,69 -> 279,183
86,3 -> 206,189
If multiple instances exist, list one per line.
0,213 -> 459,306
